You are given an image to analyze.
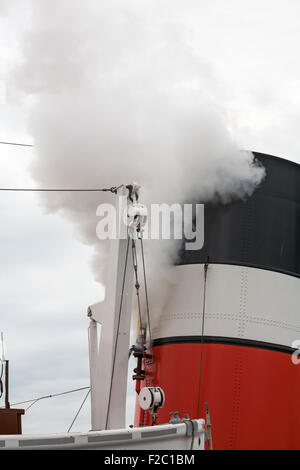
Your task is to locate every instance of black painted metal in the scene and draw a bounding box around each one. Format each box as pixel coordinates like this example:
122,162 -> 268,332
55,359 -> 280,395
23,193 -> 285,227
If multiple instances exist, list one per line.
179,152 -> 300,278
153,335 -> 296,355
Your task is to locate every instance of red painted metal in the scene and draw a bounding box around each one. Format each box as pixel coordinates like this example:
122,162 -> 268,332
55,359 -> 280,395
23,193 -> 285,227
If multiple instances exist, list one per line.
0,409 -> 24,435
134,343 -> 300,449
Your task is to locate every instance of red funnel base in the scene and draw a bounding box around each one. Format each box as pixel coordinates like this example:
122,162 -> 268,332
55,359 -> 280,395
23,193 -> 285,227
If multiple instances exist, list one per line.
135,342 -> 300,450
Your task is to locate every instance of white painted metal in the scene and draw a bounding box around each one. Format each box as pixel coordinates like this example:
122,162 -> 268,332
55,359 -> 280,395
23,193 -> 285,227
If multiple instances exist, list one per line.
0,420 -> 205,450
127,203 -> 148,238
154,264 -> 300,348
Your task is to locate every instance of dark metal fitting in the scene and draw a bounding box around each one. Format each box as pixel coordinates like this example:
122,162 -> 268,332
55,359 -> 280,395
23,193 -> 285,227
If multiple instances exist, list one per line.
133,350 -> 145,358
133,373 -> 146,381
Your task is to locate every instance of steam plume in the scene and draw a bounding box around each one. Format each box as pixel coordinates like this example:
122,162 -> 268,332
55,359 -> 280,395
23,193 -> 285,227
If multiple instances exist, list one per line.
12,0 -> 265,322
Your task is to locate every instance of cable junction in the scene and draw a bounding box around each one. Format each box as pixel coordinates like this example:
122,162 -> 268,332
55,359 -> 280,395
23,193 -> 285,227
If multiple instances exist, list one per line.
11,386 -> 91,408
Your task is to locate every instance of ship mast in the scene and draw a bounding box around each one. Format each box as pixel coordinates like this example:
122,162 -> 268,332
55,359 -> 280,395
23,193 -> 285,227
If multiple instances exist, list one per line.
87,184 -> 147,431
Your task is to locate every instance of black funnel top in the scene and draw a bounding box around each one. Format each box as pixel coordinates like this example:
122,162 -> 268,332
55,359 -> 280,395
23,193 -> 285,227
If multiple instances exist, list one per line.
179,152 -> 300,278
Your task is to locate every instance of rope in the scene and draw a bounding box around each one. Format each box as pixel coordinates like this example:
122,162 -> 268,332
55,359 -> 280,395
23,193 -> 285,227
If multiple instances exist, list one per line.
196,262 -> 209,418
140,237 -> 156,388
67,389 -> 91,433
105,236 -> 130,429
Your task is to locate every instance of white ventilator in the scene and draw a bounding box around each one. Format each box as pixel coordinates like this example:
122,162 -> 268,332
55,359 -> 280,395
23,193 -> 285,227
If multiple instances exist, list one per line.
139,387 -> 165,414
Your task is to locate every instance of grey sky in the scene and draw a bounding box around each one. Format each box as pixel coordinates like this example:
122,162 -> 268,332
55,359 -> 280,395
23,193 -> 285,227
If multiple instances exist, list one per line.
0,0 -> 300,434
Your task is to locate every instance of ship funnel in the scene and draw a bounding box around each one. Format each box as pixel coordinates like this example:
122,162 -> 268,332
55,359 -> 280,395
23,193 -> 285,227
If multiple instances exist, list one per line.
135,152 -> 300,450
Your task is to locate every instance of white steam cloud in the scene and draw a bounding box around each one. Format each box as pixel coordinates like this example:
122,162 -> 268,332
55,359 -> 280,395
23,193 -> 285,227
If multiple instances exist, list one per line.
12,0 -> 265,323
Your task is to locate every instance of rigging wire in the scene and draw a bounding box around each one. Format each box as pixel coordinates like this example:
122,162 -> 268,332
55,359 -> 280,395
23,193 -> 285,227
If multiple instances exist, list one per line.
196,261 -> 209,418
25,397 -> 43,412
0,142 -> 123,193
132,238 -> 143,328
11,386 -> 91,408
140,237 -> 156,388
0,140 -> 123,193
0,185 -> 123,193
67,389 -> 91,433
0,141 -> 34,148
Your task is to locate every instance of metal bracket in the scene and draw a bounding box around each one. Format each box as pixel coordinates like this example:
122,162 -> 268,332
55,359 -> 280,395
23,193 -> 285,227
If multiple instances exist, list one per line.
204,402 -> 213,450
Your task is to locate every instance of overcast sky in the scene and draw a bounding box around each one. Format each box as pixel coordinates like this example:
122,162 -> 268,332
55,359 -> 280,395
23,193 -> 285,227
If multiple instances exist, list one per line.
0,0 -> 300,435
0,2 -> 102,432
